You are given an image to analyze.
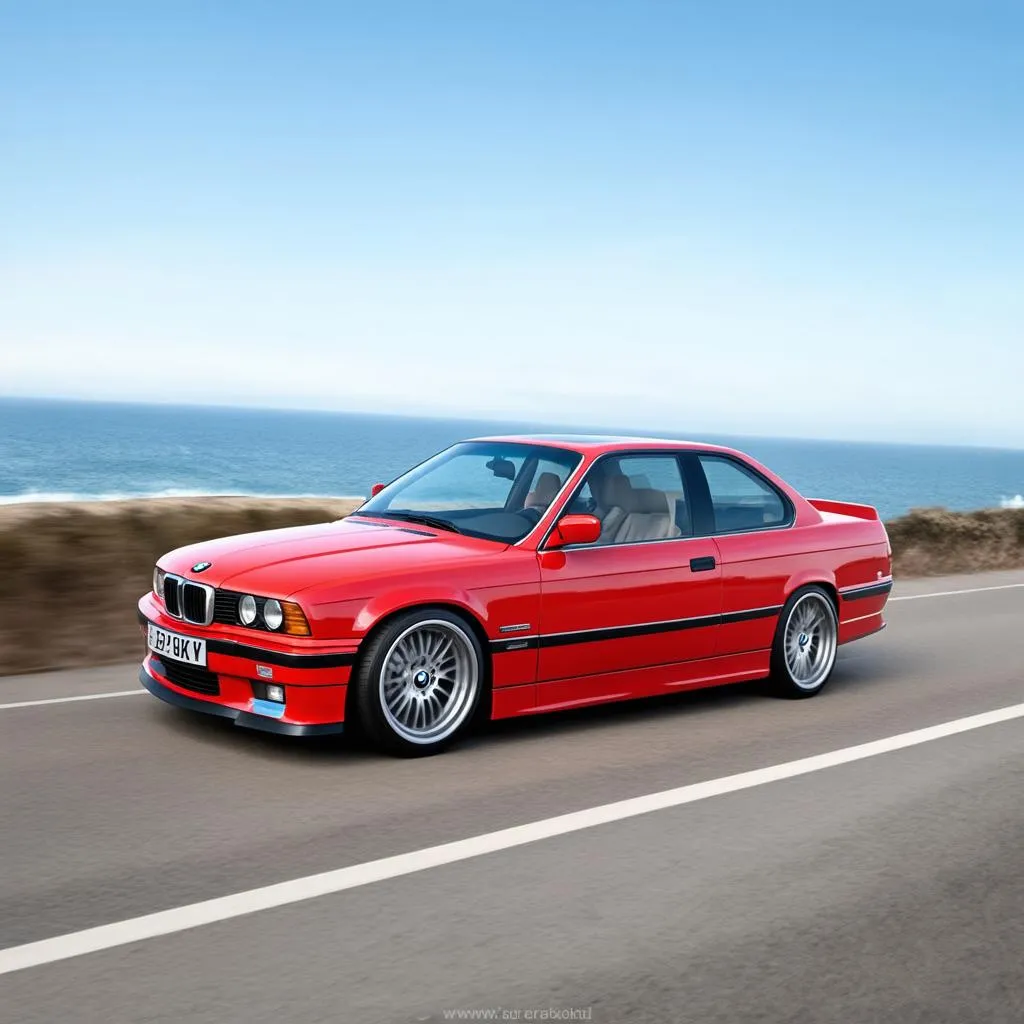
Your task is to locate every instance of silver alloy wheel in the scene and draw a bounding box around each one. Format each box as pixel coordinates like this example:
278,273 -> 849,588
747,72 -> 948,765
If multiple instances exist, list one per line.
379,619 -> 479,745
783,592 -> 837,690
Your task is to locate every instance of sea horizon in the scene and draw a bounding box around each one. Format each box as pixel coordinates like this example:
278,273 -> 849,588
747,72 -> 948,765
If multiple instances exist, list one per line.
5,392 -> 1024,455
2,394 -> 1023,519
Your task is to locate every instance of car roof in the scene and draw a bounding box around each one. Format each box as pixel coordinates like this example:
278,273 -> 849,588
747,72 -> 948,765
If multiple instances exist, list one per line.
467,433 -> 741,456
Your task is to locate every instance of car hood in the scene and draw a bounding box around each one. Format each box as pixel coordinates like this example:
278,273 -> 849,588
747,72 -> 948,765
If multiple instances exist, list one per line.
159,516 -> 501,597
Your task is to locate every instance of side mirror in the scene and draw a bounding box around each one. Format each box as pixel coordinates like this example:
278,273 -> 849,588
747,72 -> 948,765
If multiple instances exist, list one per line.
370,482 -> 386,497
546,513 -> 601,548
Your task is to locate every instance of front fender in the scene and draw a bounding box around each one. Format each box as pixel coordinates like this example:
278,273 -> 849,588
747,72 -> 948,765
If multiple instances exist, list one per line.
351,586 -> 491,636
343,583 -> 541,692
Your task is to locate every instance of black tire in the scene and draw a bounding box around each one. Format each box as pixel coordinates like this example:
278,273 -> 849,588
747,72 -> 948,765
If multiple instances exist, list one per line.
353,607 -> 485,757
769,585 -> 839,698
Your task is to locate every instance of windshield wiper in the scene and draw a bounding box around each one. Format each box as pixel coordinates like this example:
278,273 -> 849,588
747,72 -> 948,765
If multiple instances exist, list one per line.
372,511 -> 462,534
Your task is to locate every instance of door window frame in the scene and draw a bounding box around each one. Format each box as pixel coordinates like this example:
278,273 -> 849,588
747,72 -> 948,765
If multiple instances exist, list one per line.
538,448 -> 797,550
538,450 -> 698,551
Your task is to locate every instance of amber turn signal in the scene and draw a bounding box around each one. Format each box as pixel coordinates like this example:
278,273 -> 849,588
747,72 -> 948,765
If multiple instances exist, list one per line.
282,601 -> 312,636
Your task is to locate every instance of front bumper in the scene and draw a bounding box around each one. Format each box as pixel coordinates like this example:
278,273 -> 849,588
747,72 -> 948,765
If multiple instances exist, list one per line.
140,665 -> 345,736
138,593 -> 354,736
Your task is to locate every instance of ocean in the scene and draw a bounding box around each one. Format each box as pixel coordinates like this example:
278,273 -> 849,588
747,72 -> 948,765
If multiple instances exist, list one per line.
1,397 -> 1022,523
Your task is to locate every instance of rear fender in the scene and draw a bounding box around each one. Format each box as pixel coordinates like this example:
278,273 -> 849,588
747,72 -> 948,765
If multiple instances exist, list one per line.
783,570 -> 839,609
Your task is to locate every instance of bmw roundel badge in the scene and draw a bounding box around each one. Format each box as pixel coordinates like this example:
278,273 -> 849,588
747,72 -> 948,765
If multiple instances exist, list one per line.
192,561 -> 212,573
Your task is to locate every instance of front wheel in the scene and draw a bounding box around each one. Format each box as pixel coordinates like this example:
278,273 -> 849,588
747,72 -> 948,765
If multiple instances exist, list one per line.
353,609 -> 484,756
769,586 -> 839,698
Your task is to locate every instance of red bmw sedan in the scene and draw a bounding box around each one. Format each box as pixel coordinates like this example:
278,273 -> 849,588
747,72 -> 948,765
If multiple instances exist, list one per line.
139,435 -> 892,755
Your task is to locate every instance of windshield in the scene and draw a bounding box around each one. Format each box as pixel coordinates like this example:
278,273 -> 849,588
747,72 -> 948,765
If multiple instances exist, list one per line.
355,441 -> 582,544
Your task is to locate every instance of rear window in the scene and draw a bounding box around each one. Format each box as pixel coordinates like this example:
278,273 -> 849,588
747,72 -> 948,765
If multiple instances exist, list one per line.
699,456 -> 790,532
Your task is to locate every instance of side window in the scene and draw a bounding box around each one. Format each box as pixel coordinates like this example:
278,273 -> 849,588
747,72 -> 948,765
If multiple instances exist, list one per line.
578,454 -> 692,544
699,456 -> 789,533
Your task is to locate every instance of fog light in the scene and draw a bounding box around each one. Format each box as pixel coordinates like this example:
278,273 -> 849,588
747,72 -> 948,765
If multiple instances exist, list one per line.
266,684 -> 285,703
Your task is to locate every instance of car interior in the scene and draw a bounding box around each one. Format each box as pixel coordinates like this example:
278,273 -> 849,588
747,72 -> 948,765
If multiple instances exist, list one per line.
565,461 -> 691,544
367,446 -> 787,546
525,471 -> 563,511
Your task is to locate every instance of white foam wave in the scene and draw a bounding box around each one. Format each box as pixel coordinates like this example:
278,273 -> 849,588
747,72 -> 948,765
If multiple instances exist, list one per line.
0,489 -> 363,505
1000,494 -> 1024,509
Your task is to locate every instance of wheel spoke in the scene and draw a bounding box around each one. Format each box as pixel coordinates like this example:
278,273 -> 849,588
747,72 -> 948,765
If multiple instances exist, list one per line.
395,690 -> 415,724
428,691 -> 444,720
428,632 -> 445,661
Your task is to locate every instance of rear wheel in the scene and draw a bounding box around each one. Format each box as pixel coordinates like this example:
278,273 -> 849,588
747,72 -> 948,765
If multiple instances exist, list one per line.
353,608 -> 484,756
769,586 -> 838,698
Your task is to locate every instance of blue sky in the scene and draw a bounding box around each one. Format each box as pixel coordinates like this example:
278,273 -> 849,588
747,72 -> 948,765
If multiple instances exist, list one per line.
1,1 -> 1022,445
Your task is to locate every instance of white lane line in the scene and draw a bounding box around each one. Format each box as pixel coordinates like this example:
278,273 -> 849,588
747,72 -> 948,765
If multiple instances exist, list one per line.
0,690 -> 145,712
891,582 -> 1024,602
2,701 -> 1024,976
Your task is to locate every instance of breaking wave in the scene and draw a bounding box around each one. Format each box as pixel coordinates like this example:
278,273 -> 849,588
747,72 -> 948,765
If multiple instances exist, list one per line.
0,489 -> 360,505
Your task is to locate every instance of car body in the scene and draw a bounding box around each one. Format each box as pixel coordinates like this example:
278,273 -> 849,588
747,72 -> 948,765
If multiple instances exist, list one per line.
138,435 -> 892,755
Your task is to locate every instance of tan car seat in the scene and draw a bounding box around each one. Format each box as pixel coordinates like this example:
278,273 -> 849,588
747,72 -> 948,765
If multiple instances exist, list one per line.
597,473 -> 634,541
525,471 -> 563,510
610,487 -> 680,543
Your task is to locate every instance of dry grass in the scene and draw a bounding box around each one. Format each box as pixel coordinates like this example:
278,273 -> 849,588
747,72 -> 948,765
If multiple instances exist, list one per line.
0,497 -> 361,676
1,498 -> 1022,677
887,506 -> 1024,578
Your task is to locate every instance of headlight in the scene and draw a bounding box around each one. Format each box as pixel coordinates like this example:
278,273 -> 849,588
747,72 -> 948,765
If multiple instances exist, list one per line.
153,568 -> 166,598
232,594 -> 310,635
262,599 -> 284,630
238,594 -> 258,625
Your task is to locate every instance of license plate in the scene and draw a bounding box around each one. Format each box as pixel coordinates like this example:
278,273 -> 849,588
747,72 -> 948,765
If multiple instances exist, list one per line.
148,624 -> 207,666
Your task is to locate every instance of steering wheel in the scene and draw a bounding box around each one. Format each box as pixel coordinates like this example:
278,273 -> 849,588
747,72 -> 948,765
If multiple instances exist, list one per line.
518,506 -> 543,526
568,495 -> 597,515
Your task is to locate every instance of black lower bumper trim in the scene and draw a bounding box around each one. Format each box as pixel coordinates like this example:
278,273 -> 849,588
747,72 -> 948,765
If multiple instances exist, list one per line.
140,667 -> 345,737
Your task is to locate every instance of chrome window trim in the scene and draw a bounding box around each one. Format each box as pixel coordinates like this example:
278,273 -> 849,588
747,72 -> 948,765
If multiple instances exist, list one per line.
553,535 -> 712,553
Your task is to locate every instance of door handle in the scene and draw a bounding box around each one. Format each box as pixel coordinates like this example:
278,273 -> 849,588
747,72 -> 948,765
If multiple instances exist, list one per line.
689,556 -> 716,572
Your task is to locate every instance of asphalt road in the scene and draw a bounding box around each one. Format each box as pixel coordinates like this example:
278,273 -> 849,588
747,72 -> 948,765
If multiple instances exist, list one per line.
1,569 -> 1023,1023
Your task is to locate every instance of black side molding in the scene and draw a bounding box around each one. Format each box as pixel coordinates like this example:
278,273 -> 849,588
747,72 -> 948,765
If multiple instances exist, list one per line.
488,605 -> 782,654
841,581 -> 894,602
